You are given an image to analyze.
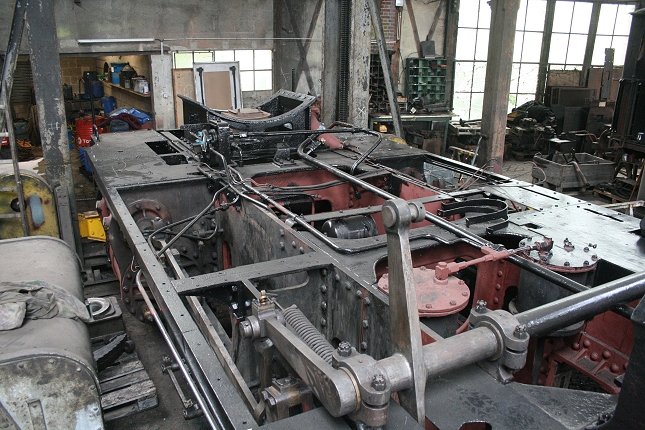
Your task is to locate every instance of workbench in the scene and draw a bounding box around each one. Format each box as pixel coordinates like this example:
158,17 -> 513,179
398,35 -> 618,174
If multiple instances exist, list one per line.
368,113 -> 454,155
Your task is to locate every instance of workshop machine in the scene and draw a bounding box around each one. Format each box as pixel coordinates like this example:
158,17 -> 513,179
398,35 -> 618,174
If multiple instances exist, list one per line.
88,90 -> 645,429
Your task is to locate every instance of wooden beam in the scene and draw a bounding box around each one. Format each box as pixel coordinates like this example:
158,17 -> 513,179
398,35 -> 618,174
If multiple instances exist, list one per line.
480,0 -> 521,174
426,0 -> 445,43
405,0 -> 423,58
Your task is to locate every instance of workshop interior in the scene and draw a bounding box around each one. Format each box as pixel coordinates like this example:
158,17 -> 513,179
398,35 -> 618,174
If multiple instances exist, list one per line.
2,0 -> 645,429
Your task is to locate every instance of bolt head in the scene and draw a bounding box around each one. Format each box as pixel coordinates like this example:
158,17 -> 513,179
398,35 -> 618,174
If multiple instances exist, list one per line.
337,341 -> 352,357
514,324 -> 528,338
371,374 -> 387,391
360,341 -> 368,350
475,300 -> 487,312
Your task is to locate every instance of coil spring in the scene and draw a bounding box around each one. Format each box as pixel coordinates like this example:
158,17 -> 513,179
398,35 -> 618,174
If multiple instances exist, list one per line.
282,305 -> 335,364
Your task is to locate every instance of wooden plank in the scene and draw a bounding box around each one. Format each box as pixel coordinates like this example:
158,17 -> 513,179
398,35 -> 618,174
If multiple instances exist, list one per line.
100,369 -> 150,394
426,0 -> 445,43
405,0 -> 423,58
172,68 -> 196,127
101,379 -> 156,410
203,71 -> 233,110
99,359 -> 144,383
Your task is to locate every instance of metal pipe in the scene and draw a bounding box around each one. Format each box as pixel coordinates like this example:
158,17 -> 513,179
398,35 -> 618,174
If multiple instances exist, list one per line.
136,270 -> 221,430
516,271 -> 645,338
422,327 -> 499,379
77,38 -> 155,43
350,133 -> 382,175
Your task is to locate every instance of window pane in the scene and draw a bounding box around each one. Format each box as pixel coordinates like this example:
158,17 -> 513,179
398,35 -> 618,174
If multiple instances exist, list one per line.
454,62 -> 474,92
592,36 -> 613,66
510,63 -> 521,96
474,29 -> 489,61
518,64 -> 539,94
612,36 -> 629,66
458,0 -> 480,28
194,51 -> 213,63
516,93 -> 536,108
513,31 -> 525,62
470,93 -> 484,120
477,0 -> 491,29
235,50 -> 254,71
215,50 -> 235,62
566,34 -> 587,64
453,93 -> 472,120
521,32 -> 543,63
255,71 -> 272,91
615,5 -> 635,36
597,4 -> 618,35
570,2 -> 593,34
174,52 -> 193,69
456,29 -> 477,60
516,0 -> 527,31
240,71 -> 254,91
254,50 -> 272,70
549,33 -> 569,64
524,0 -> 547,32
472,62 -> 487,92
552,2 -> 573,33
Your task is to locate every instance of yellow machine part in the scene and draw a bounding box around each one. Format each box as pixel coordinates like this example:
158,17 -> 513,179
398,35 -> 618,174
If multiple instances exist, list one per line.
78,211 -> 106,242
0,171 -> 60,240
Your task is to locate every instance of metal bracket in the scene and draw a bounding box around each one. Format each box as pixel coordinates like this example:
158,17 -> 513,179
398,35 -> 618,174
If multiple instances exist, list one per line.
470,301 -> 529,383
382,198 -> 426,424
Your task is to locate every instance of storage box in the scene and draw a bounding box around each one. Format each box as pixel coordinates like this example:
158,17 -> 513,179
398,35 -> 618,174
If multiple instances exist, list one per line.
532,152 -> 614,191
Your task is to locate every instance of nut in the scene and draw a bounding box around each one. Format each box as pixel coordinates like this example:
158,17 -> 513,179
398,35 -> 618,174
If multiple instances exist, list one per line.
337,341 -> 352,357
371,374 -> 387,391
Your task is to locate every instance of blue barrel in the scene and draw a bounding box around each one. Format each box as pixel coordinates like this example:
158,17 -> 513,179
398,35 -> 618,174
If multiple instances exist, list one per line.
91,81 -> 104,98
102,96 -> 116,114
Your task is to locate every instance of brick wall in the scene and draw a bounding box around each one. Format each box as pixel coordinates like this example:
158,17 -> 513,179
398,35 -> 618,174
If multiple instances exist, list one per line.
59,57 -> 97,89
380,0 -> 398,48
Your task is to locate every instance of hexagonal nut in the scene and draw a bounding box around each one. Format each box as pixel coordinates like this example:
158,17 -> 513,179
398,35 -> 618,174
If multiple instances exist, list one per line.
337,341 -> 352,357
371,374 -> 387,391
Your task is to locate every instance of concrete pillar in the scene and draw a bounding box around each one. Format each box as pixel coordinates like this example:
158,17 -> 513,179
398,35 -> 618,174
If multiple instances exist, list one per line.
25,0 -> 81,254
322,0 -> 340,124
479,0 -> 520,174
150,54 -> 175,129
347,0 -> 371,128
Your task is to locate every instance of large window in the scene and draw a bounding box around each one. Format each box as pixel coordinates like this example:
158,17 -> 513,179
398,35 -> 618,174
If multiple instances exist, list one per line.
453,0 -> 635,120
173,49 -> 273,92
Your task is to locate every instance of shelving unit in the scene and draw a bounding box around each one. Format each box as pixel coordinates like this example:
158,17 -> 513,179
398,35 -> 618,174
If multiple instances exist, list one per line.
102,81 -> 150,98
405,57 -> 447,105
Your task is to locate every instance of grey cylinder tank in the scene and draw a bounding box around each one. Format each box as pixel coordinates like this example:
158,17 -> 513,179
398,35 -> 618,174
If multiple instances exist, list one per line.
0,236 -> 102,429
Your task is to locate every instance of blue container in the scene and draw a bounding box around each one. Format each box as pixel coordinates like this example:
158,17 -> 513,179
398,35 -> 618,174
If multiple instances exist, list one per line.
111,62 -> 127,85
79,147 -> 93,174
102,96 -> 116,114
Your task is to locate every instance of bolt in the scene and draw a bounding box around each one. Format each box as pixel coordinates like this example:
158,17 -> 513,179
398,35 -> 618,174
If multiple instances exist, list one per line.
321,318 -> 327,327
591,254 -> 598,261
362,319 -> 369,329
292,241 -> 297,248
584,247 -> 589,252
335,274 -> 341,282
449,300 -> 457,305
603,350 -> 612,360
420,266 -> 427,271
123,285 -> 129,292
345,282 -> 352,290
355,290 -> 362,298
514,324 -> 528,339
610,363 -> 620,373
425,303 -> 433,309
590,352 -> 600,361
124,297 -> 130,304
583,260 -> 590,266
280,241 -> 285,250
364,297 -> 371,306
360,342 -> 368,350
337,341 -> 352,357
299,246 -> 305,254
321,285 -> 327,293
475,300 -> 488,313
371,374 -> 387,391
280,229 -> 285,236
462,291 -> 468,297
564,261 -> 570,267
321,302 -> 327,311
321,268 -> 328,276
